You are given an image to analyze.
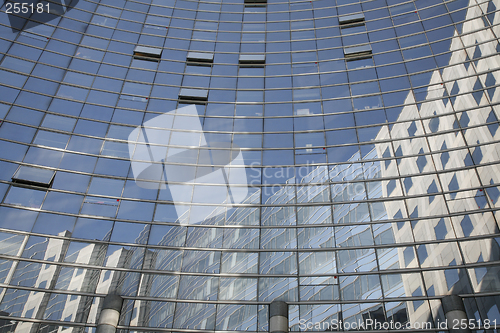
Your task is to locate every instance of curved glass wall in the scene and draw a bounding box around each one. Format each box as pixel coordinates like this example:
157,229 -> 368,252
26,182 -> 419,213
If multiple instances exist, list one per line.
0,0 -> 499,331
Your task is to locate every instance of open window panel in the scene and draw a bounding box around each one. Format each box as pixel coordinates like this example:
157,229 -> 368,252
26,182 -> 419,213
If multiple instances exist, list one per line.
239,54 -> 266,65
244,0 -> 267,4
244,3 -> 266,8
187,52 -> 214,65
344,44 -> 372,60
12,165 -> 55,188
178,88 -> 209,102
339,13 -> 365,26
133,46 -> 162,61
178,99 -> 208,105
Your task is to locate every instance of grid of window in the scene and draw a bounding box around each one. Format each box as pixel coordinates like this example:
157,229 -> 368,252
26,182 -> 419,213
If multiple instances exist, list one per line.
0,0 -> 499,331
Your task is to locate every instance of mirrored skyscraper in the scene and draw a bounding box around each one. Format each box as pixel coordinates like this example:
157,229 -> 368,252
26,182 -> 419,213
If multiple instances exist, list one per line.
0,0 -> 499,332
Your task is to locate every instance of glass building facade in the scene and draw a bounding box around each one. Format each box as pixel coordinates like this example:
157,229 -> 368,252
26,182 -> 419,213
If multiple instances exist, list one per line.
0,0 -> 499,331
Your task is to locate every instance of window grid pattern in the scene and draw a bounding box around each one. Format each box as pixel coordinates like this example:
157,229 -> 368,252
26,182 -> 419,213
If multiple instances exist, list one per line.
0,0 -> 499,331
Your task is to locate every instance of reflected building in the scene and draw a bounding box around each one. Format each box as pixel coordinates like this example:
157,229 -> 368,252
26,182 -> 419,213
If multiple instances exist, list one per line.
372,0 -> 500,326
0,230 -> 96,333
0,0 -> 500,332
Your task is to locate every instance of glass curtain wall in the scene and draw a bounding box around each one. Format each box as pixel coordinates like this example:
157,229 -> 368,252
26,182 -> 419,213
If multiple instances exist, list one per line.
0,0 -> 499,332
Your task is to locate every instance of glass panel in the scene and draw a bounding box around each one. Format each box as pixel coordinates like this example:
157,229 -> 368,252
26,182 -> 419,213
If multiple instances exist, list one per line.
182,250 -> 220,273
259,277 -> 298,301
259,252 -> 297,274
221,252 -> 258,273
139,275 -> 178,298
144,249 -> 182,271
64,241 -> 106,266
178,275 -> 218,300
215,304 -> 257,330
299,304 -> 340,331
0,207 -> 38,232
173,303 -> 216,330
4,186 -> 46,208
0,232 -> 25,256
0,289 -> 44,318
219,278 -> 257,300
